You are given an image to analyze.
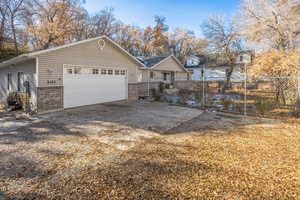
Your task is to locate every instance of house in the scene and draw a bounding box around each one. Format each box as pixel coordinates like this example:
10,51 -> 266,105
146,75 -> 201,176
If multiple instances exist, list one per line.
136,55 -> 191,96
185,51 -> 253,82
0,36 -> 191,114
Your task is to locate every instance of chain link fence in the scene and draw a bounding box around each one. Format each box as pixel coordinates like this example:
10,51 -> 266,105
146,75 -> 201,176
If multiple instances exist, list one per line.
194,75 -> 300,118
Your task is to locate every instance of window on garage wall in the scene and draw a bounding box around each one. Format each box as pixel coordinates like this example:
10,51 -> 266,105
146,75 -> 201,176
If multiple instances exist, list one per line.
66,68 -> 73,74
115,70 -> 120,75
101,69 -> 107,75
108,69 -> 113,75
74,67 -> 81,74
92,68 -> 99,74
120,70 -> 126,75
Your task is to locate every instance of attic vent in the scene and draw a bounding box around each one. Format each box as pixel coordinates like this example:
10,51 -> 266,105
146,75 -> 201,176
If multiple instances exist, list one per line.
98,39 -> 106,51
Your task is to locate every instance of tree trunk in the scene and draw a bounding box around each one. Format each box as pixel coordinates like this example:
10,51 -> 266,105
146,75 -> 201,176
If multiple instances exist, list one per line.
0,19 -> 5,52
222,66 -> 233,93
10,16 -> 18,55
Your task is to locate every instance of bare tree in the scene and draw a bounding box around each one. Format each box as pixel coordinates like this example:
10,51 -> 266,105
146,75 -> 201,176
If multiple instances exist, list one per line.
168,28 -> 207,63
239,0 -> 300,51
202,15 -> 242,89
6,0 -> 25,54
87,7 -> 120,38
0,0 -> 9,53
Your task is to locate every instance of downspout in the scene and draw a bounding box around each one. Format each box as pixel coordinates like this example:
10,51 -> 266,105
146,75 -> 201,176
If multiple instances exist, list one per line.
147,69 -> 150,97
34,56 -> 39,113
174,71 -> 176,87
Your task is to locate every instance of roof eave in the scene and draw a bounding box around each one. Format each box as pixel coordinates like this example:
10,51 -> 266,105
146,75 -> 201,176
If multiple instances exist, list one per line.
0,35 -> 148,69
0,55 -> 34,68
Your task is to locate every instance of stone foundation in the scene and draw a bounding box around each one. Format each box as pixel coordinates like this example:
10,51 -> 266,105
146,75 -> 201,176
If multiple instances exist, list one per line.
128,84 -> 139,100
174,80 -> 193,90
137,82 -> 161,97
133,81 -> 194,98
37,86 -> 63,113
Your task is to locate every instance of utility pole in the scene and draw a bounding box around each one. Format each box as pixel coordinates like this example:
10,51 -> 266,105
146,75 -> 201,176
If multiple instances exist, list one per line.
202,65 -> 205,107
244,64 -> 247,116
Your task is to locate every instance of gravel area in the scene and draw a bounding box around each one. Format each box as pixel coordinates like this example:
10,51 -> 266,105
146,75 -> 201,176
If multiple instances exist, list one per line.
3,103 -> 297,199
0,101 -> 203,199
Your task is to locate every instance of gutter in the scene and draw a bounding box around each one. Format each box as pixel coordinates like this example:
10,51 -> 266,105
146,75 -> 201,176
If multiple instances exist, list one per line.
0,54 -> 33,68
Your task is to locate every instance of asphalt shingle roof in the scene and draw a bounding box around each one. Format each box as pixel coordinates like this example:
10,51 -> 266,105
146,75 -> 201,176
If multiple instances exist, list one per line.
136,56 -> 168,68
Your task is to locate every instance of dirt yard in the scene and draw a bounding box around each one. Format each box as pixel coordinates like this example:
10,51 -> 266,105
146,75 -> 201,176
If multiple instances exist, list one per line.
0,101 -> 299,200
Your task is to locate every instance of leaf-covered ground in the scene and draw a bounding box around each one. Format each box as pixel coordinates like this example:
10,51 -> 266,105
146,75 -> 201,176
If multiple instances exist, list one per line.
2,112 -> 300,200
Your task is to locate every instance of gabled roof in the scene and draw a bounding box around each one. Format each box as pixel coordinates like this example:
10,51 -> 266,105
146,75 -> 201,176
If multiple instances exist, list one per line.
0,36 -> 147,69
136,56 -> 168,68
137,55 -> 190,73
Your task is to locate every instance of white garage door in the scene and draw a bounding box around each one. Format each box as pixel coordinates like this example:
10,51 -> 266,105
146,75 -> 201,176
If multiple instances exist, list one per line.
63,65 -> 127,108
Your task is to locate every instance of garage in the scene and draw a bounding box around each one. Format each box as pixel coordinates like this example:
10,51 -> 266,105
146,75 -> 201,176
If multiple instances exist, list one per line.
63,65 -> 127,108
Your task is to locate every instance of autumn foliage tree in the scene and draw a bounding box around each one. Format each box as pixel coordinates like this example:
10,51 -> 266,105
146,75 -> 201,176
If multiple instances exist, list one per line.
250,50 -> 300,78
26,0 -> 85,49
250,50 -> 300,105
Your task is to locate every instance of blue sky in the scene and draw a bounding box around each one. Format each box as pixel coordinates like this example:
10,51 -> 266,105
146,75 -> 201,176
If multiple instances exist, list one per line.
84,0 -> 242,36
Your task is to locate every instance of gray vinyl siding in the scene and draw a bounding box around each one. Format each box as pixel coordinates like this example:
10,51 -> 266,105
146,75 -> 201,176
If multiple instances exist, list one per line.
37,38 -> 141,87
0,59 -> 37,109
140,56 -> 189,82
154,56 -> 186,72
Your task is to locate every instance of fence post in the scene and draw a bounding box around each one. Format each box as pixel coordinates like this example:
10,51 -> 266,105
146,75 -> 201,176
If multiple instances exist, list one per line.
244,64 -> 247,116
202,68 -> 205,107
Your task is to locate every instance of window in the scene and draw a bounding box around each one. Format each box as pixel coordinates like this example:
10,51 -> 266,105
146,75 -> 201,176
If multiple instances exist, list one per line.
17,72 -> 24,92
187,73 -> 190,80
92,68 -> 99,74
115,70 -> 120,75
240,67 -> 245,73
225,68 -> 230,76
108,69 -> 113,75
66,68 -> 73,74
120,70 -> 126,75
74,67 -> 81,74
7,73 -> 12,90
150,71 -> 154,79
101,69 -> 107,75
24,81 -> 31,97
240,55 -> 243,62
163,73 -> 168,81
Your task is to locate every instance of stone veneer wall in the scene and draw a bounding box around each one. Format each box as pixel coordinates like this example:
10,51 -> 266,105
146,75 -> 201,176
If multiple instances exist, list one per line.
133,81 -> 194,98
137,82 -> 161,97
37,86 -> 63,113
174,80 -> 193,90
128,84 -> 139,100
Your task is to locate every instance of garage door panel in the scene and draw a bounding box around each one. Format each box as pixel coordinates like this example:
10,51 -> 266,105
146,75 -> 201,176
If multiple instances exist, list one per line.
64,73 -> 127,108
